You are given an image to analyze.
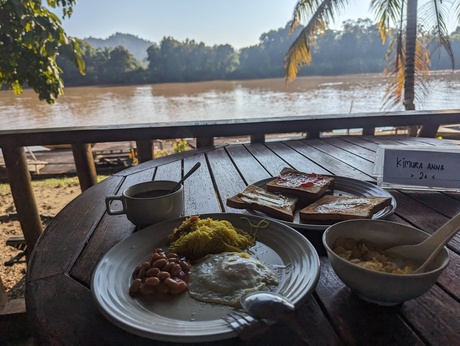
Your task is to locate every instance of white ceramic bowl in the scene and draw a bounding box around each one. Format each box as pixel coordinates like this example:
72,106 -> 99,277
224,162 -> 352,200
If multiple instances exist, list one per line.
322,219 -> 450,306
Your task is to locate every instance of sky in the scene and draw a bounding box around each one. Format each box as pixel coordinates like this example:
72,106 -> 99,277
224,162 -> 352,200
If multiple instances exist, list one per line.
59,0 -> 456,49
59,0 -> 371,48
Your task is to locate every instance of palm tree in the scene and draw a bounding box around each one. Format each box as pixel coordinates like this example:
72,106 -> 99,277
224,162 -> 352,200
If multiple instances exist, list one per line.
285,0 -> 457,136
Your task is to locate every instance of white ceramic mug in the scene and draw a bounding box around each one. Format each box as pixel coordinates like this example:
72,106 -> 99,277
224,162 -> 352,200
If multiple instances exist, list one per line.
105,180 -> 184,227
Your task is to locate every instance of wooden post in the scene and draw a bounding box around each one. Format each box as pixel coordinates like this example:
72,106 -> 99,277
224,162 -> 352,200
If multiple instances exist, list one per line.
196,137 -> 214,148
250,134 -> 265,143
306,131 -> 320,139
418,124 -> 440,138
136,140 -> 153,163
362,127 -> 375,135
0,276 -> 7,310
72,143 -> 98,192
2,146 -> 42,252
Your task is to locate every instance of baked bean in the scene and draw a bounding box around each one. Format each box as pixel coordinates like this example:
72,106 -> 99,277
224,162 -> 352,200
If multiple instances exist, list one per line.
132,266 -> 141,280
140,283 -> 156,295
151,252 -> 165,261
157,271 -> 171,281
170,263 -> 181,277
169,279 -> 187,294
129,279 -> 142,294
146,267 -> 160,277
140,262 -> 151,269
162,262 -> 175,273
152,258 -> 167,269
155,282 -> 170,294
164,277 -> 179,288
144,277 -> 160,287
138,267 -> 148,279
166,252 -> 179,259
179,261 -> 191,272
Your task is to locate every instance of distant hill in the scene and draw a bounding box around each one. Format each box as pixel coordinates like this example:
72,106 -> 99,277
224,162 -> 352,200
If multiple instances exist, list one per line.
84,33 -> 153,62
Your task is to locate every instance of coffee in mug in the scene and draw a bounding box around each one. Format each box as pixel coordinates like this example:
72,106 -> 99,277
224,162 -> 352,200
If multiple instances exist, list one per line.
105,180 -> 184,227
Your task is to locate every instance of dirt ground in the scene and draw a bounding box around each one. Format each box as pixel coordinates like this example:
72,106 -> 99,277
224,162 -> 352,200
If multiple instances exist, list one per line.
0,177 -> 82,300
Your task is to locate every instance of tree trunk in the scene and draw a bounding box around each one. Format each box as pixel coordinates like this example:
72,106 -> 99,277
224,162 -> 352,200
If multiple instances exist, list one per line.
404,0 -> 418,136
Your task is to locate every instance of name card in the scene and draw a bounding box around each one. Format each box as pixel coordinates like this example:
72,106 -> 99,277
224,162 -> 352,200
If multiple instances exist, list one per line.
374,145 -> 460,191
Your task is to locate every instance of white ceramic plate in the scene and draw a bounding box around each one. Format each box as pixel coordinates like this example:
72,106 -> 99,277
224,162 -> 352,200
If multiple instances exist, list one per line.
92,213 -> 320,343
247,176 -> 397,231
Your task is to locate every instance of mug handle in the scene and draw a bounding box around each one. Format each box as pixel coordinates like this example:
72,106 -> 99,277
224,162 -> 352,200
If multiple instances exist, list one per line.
105,195 -> 126,215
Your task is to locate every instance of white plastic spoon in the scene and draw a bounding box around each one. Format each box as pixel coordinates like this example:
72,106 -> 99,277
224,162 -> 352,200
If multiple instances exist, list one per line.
240,291 -> 308,342
386,211 -> 460,273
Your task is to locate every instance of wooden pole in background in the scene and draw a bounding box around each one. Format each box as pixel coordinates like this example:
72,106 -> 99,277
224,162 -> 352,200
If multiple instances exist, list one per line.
2,145 -> 42,252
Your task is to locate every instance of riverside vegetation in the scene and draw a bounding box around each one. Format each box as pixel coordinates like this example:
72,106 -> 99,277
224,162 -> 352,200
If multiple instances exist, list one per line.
60,20 -> 460,87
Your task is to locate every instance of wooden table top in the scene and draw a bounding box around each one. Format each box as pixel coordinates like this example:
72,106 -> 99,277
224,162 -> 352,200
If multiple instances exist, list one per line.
26,135 -> 460,345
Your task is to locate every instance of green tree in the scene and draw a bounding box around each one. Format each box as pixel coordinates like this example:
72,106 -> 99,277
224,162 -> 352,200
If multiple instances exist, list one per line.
105,46 -> 140,84
285,0 -> 457,120
0,0 -> 84,103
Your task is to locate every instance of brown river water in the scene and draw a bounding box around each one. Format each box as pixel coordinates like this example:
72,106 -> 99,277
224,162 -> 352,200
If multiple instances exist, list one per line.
1,72 -> 459,131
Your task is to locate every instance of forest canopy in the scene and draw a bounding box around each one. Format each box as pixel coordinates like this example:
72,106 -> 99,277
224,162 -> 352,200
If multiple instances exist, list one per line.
59,19 -> 460,87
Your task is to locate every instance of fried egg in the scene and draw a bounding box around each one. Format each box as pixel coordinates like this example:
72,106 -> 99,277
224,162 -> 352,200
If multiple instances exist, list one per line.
188,252 -> 279,307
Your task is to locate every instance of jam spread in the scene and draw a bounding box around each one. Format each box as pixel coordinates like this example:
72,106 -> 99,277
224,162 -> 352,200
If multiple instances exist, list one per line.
275,172 -> 328,188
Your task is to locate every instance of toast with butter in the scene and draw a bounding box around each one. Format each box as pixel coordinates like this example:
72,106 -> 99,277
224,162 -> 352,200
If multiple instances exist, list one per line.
299,195 -> 392,221
266,168 -> 334,202
226,184 -> 298,221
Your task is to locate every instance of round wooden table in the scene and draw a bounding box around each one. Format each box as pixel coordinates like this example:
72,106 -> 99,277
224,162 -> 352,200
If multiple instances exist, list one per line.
26,136 -> 460,345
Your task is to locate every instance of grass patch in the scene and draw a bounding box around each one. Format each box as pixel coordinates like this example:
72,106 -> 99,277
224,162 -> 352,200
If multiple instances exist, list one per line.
0,175 -> 109,193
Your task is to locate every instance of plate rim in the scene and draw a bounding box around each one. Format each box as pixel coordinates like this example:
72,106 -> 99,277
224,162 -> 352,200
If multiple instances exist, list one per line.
247,175 -> 397,231
91,212 -> 320,343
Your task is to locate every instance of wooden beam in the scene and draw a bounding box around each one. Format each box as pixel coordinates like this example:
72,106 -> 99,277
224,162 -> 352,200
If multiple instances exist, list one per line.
0,110 -> 459,147
1,146 -> 42,252
72,144 -> 98,192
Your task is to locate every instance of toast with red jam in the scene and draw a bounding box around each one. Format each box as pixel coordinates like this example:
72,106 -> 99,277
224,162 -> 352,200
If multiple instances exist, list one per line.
265,168 -> 334,203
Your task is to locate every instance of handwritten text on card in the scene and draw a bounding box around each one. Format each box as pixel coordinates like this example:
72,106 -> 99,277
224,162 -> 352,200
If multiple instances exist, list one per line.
383,149 -> 460,189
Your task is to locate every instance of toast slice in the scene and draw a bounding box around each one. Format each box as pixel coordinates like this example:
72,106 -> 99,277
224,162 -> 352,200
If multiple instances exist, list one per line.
226,184 -> 298,222
299,195 -> 392,221
266,168 -> 334,202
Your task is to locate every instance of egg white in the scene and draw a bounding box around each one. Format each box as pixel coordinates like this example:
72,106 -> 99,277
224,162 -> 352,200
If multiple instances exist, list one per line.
188,252 -> 279,307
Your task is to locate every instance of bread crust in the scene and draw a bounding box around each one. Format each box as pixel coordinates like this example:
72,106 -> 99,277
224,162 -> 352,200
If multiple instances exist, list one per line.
265,168 -> 334,202
299,195 -> 392,221
226,185 -> 298,221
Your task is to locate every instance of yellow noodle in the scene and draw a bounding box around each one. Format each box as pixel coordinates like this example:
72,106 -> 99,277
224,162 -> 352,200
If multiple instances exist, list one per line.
169,216 -> 257,259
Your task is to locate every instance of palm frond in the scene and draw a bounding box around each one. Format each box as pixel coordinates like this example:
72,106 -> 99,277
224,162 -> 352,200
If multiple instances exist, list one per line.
285,0 -> 352,83
382,28 -> 431,110
370,0 -> 405,44
420,0 -> 454,69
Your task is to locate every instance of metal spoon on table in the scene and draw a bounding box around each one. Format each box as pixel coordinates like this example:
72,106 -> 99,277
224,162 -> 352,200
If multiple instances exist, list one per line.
167,162 -> 201,193
240,291 -> 308,342
386,211 -> 460,273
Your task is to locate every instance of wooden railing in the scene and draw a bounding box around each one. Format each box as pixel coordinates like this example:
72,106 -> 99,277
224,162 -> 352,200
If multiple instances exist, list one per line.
1,109 -> 460,253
